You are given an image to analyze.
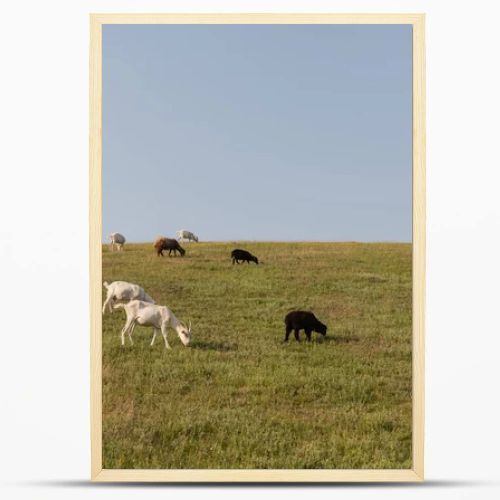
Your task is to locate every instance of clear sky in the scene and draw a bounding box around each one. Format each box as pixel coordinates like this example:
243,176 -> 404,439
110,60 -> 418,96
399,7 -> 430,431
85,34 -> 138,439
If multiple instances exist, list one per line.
103,24 -> 412,242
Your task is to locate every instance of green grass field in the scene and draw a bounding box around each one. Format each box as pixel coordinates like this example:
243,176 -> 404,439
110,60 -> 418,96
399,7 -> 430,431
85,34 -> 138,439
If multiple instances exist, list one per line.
102,241 -> 412,469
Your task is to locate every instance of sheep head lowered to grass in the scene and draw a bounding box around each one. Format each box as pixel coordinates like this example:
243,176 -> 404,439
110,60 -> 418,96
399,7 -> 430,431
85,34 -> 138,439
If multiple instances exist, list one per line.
154,237 -> 186,257
113,300 -> 192,349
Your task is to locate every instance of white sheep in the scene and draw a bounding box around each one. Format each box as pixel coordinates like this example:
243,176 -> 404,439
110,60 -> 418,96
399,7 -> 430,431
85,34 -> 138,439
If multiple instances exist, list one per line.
113,300 -> 192,349
109,232 -> 126,251
102,281 -> 155,314
176,229 -> 199,242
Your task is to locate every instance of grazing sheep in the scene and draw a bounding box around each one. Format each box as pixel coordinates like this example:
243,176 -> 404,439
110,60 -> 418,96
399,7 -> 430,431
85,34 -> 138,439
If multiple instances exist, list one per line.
154,237 -> 186,257
231,249 -> 259,265
102,280 -> 155,314
284,310 -> 327,342
176,229 -> 199,242
113,300 -> 192,349
109,232 -> 126,251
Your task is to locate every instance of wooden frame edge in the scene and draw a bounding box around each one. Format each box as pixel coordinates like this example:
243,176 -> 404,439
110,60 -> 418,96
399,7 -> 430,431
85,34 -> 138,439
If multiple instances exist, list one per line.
411,13 -> 426,480
89,12 -> 426,482
90,12 -> 425,25
93,469 -> 422,483
90,13 -> 103,479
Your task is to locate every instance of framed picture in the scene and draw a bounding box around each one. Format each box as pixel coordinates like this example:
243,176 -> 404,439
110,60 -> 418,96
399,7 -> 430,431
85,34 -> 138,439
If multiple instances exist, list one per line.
90,13 -> 425,482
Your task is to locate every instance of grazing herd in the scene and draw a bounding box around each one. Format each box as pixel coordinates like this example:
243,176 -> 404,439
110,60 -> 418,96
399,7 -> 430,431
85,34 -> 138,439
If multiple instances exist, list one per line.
104,229 -> 328,348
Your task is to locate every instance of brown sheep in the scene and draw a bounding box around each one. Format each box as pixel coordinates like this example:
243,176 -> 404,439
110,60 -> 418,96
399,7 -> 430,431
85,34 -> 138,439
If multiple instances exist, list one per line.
154,237 -> 186,257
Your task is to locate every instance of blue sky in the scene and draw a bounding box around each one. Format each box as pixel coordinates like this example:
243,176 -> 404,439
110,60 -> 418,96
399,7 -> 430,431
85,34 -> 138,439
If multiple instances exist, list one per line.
103,24 -> 412,242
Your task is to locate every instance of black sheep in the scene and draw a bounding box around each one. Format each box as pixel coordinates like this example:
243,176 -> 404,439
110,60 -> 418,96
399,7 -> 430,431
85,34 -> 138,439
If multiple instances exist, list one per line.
284,310 -> 327,342
231,249 -> 259,265
154,237 -> 186,257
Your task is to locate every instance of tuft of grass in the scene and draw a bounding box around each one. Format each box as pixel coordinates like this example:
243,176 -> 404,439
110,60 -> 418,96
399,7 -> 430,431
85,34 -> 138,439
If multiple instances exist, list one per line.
102,242 -> 412,469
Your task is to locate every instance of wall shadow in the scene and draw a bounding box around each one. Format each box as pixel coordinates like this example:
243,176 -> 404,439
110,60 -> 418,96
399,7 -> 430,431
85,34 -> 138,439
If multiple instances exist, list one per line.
18,479 -> 497,489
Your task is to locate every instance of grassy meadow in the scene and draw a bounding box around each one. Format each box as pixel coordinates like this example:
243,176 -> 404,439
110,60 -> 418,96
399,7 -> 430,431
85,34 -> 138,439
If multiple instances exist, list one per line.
102,241 -> 412,469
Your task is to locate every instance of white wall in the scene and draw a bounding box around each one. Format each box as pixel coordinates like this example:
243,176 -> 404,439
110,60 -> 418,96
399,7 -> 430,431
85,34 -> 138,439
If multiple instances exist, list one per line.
1,1 -> 499,499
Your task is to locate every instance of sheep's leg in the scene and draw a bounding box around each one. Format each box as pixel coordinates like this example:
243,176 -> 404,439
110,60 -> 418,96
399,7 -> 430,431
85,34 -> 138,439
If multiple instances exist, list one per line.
305,330 -> 312,342
120,318 -> 134,346
127,321 -> 136,345
150,328 -> 158,346
294,329 -> 300,342
102,295 -> 115,314
102,295 -> 111,314
284,325 -> 292,342
161,323 -> 171,349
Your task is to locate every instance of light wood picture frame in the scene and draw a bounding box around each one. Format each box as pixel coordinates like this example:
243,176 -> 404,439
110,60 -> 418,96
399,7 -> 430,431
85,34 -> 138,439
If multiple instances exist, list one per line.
90,13 -> 425,482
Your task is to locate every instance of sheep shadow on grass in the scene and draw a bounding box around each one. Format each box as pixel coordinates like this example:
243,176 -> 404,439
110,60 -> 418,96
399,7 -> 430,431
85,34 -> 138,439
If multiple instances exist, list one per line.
322,334 -> 360,344
192,340 -> 237,352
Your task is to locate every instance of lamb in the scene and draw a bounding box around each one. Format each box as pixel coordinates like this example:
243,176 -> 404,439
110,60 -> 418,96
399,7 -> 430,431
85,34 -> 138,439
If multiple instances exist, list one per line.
176,229 -> 199,242
109,232 -> 126,251
102,280 -> 155,314
113,300 -> 192,349
231,249 -> 259,265
284,310 -> 327,342
154,237 -> 186,257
